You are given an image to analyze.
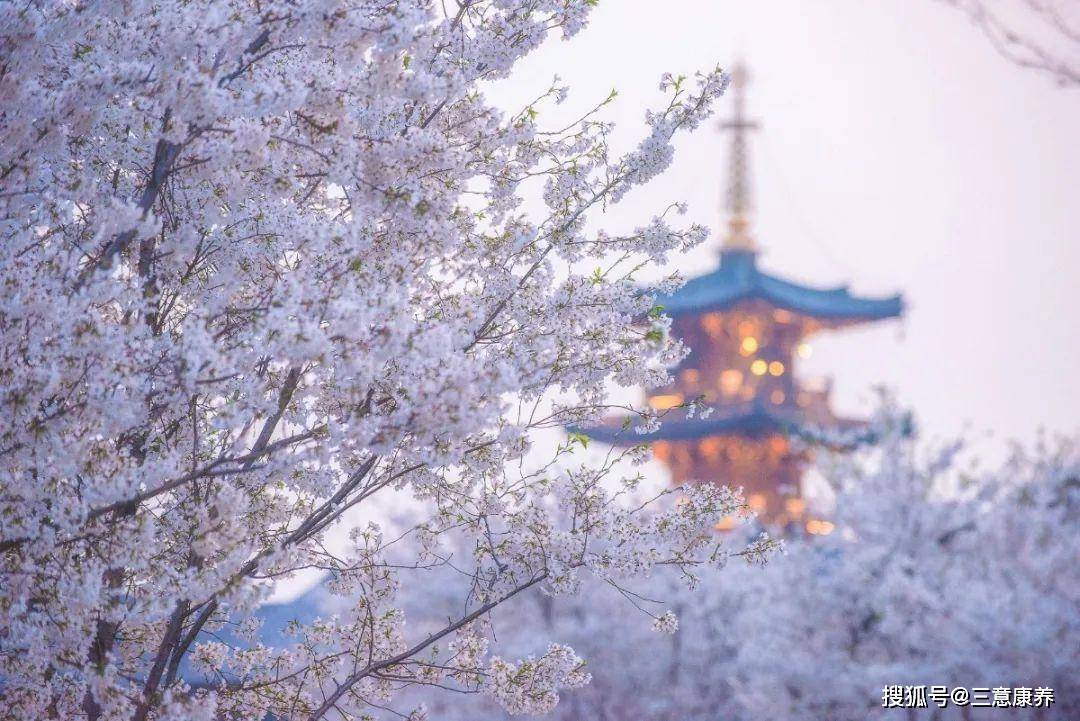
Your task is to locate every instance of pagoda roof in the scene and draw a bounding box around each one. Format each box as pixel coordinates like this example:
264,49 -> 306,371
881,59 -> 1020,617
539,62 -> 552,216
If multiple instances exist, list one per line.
577,399 -> 877,447
658,249 -> 903,322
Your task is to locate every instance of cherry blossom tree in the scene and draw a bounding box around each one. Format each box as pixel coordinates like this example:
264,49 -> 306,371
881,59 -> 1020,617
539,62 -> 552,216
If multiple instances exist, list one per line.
728,422 -> 1079,719
0,2 -> 776,720
426,411 -> 1079,720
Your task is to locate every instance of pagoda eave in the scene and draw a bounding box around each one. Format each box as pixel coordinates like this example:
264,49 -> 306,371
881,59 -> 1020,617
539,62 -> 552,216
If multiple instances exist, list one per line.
576,402 -> 869,446
657,250 -> 903,326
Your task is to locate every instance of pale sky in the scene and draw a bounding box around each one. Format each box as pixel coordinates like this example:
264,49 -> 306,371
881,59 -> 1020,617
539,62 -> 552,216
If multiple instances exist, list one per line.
488,0 -> 1080,461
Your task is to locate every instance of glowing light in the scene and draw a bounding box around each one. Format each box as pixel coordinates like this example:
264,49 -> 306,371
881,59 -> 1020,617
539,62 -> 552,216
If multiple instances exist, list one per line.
773,309 -> 794,323
748,494 -> 767,512
785,498 -> 806,517
699,438 -> 722,461
768,360 -> 785,376
770,389 -> 785,404
649,393 -> 683,410
715,516 -> 737,531
806,519 -> 835,535
682,368 -> 700,385
768,436 -> 788,454
797,343 -> 813,359
739,336 -> 758,355
737,319 -> 758,337
750,359 -> 768,376
702,313 -> 724,338
652,441 -> 671,461
720,369 -> 743,396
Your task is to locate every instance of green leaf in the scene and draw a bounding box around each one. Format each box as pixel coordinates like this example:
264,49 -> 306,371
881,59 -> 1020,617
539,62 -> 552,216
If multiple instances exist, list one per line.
569,431 -> 590,449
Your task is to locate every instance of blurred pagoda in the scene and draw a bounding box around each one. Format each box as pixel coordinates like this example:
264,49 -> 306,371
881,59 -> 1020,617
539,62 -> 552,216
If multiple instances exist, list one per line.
585,65 -> 903,530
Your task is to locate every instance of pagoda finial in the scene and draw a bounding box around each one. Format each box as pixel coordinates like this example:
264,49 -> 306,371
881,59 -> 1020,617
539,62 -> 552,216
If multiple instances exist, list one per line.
719,62 -> 760,253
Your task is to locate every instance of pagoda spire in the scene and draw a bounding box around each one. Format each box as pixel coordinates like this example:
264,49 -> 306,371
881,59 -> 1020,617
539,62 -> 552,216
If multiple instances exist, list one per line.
719,63 -> 760,253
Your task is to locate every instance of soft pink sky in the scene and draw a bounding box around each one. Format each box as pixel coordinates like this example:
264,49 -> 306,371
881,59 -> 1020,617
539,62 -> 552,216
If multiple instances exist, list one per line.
489,0 -> 1080,459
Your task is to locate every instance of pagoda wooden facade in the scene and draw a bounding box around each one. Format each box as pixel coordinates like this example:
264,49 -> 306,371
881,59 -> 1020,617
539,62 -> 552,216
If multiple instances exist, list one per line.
584,66 -> 903,530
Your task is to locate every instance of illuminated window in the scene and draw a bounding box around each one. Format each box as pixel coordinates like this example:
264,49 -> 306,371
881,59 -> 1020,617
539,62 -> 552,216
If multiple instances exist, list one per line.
739,336 -> 758,355
797,342 -> 812,359
770,389 -> 785,404
768,360 -> 785,376
737,318 -> 759,338
719,369 -> 743,396
699,437 -> 722,461
702,313 -> 724,338
649,393 -> 683,410
750,359 -> 768,376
